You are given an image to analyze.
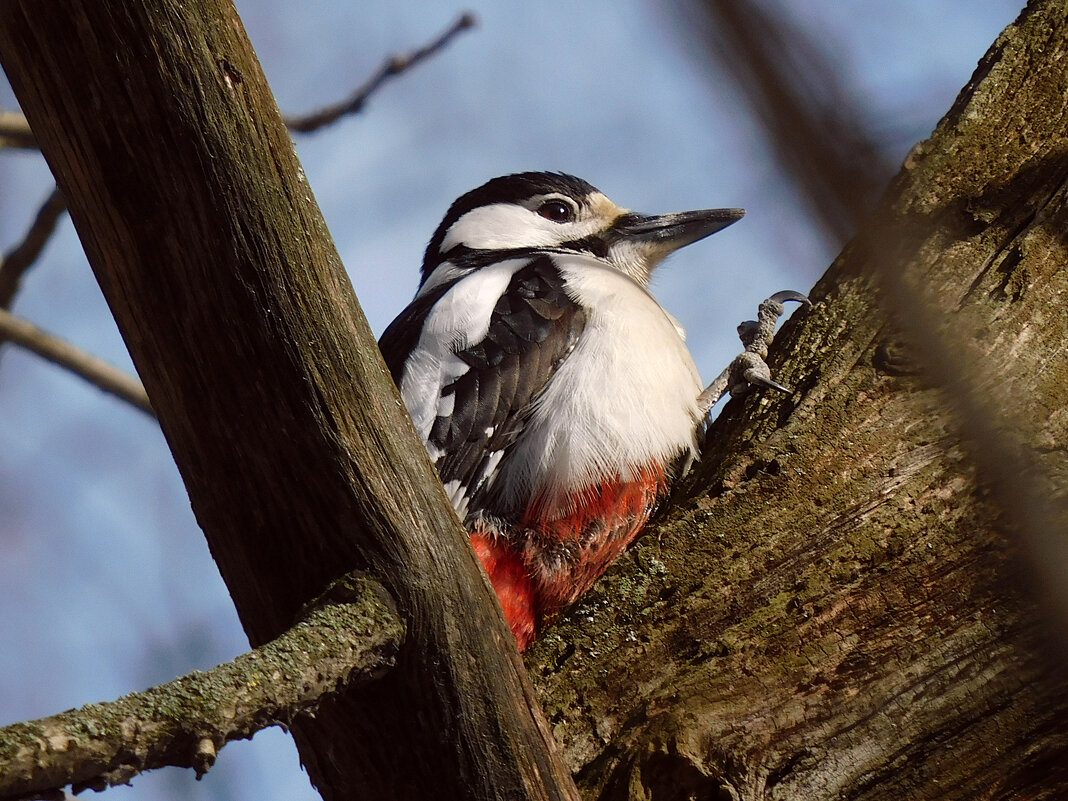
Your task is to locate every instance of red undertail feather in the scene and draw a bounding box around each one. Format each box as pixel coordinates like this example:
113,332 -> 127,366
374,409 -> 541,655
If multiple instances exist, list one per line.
471,464 -> 668,650
470,532 -> 537,650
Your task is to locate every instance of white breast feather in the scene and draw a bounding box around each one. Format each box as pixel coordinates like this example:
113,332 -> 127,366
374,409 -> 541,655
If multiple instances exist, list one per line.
495,256 -> 704,514
399,258 -> 528,443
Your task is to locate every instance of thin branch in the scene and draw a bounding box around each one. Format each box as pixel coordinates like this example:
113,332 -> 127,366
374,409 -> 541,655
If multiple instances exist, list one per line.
0,309 -> 155,416
0,108 -> 36,149
0,190 -> 148,417
284,12 -> 476,133
0,573 -> 405,801
0,186 -> 66,309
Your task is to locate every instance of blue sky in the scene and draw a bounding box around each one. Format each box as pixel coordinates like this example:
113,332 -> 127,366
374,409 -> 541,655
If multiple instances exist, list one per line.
0,2 -> 1020,799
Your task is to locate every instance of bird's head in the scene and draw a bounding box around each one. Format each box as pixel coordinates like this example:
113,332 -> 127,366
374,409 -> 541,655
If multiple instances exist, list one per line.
419,172 -> 744,290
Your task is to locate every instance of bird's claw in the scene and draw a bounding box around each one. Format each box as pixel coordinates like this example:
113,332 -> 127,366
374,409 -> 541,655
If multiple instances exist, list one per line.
697,290 -> 809,415
744,370 -> 792,395
767,289 -> 811,306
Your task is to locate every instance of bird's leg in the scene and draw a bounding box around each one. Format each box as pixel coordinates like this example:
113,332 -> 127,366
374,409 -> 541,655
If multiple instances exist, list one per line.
697,290 -> 810,417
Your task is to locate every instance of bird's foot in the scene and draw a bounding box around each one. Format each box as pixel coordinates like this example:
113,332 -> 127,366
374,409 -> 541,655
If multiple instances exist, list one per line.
697,290 -> 810,416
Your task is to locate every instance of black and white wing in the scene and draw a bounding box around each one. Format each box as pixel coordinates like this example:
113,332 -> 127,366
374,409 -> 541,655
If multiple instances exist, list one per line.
379,255 -> 585,523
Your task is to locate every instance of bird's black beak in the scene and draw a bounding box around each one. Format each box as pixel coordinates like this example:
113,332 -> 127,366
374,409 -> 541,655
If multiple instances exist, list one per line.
613,207 -> 745,252
605,207 -> 745,283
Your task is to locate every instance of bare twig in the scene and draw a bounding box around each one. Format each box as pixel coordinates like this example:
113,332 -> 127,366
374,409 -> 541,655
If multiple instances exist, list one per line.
0,108 -> 36,149
0,573 -> 404,801
0,186 -> 66,309
284,12 -> 476,133
0,308 -> 154,416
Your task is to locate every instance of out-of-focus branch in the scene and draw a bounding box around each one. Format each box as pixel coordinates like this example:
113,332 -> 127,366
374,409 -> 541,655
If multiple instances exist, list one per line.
0,308 -> 154,415
0,186 -> 66,309
530,7 -> 1068,797
0,188 -> 151,416
685,0 -> 895,247
687,0 -> 1068,639
875,235 -> 1068,640
0,108 -> 36,149
0,573 -> 404,801
285,12 -> 476,133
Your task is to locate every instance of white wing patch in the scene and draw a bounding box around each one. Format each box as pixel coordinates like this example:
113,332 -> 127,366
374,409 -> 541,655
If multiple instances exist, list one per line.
399,258 -> 528,442
443,479 -> 470,520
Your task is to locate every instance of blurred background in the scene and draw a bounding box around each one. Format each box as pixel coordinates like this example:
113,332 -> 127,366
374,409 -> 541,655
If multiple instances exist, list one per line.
0,1 -> 1020,799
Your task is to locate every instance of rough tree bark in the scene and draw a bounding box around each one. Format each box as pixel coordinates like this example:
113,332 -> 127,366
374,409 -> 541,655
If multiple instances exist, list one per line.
0,2 -> 579,800
526,1 -> 1068,798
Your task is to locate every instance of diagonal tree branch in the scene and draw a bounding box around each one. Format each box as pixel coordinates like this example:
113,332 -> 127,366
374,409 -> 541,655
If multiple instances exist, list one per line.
0,14 -> 473,413
284,12 -> 476,133
690,0 -> 1068,638
529,2 -> 1068,797
0,14 -> 474,415
0,2 -> 580,799
0,186 -> 66,309
0,573 -> 404,801
0,308 -> 154,415
0,108 -> 36,149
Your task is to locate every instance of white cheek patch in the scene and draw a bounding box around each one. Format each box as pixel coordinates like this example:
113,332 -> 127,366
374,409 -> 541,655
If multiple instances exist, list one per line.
441,203 -> 609,252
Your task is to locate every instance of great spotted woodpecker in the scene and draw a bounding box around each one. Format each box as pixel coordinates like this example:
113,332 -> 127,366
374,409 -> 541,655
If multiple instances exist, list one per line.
380,172 -> 804,650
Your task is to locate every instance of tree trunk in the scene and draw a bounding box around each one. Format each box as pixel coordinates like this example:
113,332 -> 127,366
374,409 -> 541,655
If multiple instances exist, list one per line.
0,2 -> 578,800
525,1 -> 1068,798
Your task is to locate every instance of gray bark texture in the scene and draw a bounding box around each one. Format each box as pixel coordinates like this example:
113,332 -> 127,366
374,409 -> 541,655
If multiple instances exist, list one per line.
526,1 -> 1068,798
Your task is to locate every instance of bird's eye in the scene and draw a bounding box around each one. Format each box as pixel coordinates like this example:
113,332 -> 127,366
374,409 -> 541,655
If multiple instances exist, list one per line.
536,200 -> 575,223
